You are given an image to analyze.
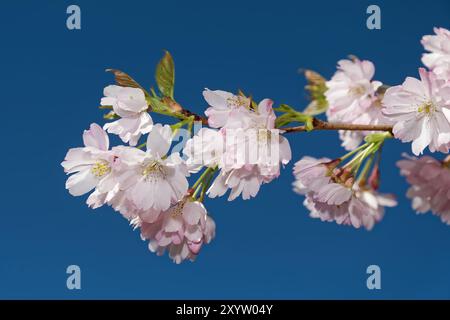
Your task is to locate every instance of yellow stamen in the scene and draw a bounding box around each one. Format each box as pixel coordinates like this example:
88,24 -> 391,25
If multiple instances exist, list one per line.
349,85 -> 365,96
142,161 -> 166,181
171,200 -> 186,216
227,96 -> 249,108
91,160 -> 111,178
418,102 -> 434,114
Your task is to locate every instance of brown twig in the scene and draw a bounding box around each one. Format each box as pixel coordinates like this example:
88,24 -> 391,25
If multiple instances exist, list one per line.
175,104 -> 393,133
180,109 -> 208,125
282,118 -> 393,133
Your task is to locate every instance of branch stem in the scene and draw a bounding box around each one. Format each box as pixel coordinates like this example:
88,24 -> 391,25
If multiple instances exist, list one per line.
150,100 -> 393,134
282,118 -> 393,133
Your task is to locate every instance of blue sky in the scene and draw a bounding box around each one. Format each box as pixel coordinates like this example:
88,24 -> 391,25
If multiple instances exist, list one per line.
0,0 -> 449,299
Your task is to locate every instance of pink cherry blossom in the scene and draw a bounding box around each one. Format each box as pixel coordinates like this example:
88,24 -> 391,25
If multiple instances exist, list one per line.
208,166 -> 264,201
184,97 -> 291,201
293,156 -> 334,192
382,68 -> 450,155
225,98 -> 277,130
397,154 -> 450,225
222,99 -> 291,171
223,103 -> 291,199
292,156 -> 351,205
140,200 -> 216,264
325,58 -> 391,150
203,89 -> 251,128
102,85 -> 153,146
103,190 -> 162,223
421,27 -> 450,73
116,124 -> 189,212
304,187 -> 396,230
433,62 -> 450,81
325,58 -> 382,123
292,156 -> 396,230
62,123 -> 121,199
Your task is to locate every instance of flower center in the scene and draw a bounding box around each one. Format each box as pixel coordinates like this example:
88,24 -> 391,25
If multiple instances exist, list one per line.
91,160 -> 111,178
227,96 -> 249,108
418,101 -> 435,114
171,200 -> 186,216
349,85 -> 366,96
142,161 -> 166,182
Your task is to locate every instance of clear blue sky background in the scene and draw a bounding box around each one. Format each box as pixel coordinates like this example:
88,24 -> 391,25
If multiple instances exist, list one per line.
1,0 -> 449,299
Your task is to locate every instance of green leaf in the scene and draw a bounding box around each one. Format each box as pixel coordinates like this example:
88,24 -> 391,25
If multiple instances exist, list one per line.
275,114 -> 293,128
303,100 -> 328,116
147,97 -> 170,113
155,50 -> 175,98
274,105 -> 314,128
103,111 -> 119,120
364,132 -> 392,143
273,104 -> 295,113
105,69 -> 148,95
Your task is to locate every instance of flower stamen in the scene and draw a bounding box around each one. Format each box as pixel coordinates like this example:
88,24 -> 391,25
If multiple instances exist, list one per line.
91,160 -> 111,178
418,101 -> 435,114
142,161 -> 166,181
349,85 -> 366,96
227,96 -> 249,108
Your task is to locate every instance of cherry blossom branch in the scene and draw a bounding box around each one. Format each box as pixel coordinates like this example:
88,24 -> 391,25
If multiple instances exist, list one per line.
170,103 -> 394,134
105,55 -> 394,135
62,28 -> 450,265
282,118 -> 393,133
179,109 -> 208,125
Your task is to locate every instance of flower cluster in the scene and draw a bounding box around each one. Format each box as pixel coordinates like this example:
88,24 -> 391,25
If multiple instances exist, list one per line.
293,142 -> 397,230
63,63 -> 291,262
63,28 -> 450,264
184,89 -> 292,201
139,200 -> 216,264
62,119 -> 213,263
382,28 -> 450,156
63,79 -> 222,263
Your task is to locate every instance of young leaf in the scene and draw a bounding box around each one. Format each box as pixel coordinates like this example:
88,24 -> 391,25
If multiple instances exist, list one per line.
303,100 -> 328,116
105,69 -> 147,94
301,69 -> 328,115
147,97 -> 170,113
155,51 -> 175,98
274,104 -> 295,113
161,96 -> 183,112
